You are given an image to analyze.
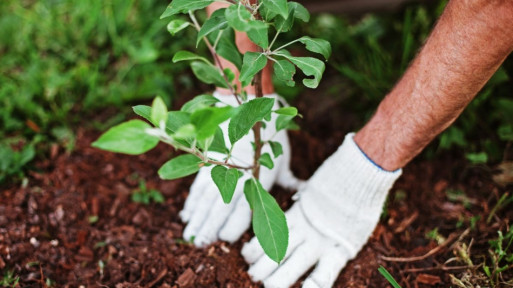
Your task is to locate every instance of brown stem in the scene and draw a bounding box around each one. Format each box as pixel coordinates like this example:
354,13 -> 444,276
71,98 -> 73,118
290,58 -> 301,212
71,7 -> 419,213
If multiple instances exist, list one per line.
251,67 -> 264,179
250,4 -> 264,180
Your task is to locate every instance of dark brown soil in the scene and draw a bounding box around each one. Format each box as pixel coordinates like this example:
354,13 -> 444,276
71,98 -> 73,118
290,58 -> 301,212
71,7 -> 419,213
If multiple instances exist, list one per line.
1,91 -> 512,287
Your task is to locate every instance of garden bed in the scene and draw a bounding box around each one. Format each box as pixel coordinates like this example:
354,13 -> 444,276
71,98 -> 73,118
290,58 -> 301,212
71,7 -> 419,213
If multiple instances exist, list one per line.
1,87 -> 512,287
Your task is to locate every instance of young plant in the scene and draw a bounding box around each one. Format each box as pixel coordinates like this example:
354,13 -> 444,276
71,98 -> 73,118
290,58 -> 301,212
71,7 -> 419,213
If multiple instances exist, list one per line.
131,180 -> 165,205
0,270 -> 19,287
92,0 -> 330,263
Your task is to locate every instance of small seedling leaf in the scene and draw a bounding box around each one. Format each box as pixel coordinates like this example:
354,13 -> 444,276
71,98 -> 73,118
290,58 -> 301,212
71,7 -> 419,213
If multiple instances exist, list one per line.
289,2 -> 310,22
273,59 -> 296,87
173,51 -> 210,64
298,36 -> 332,60
190,61 -> 228,88
269,141 -> 283,158
92,120 -> 159,155
181,94 -> 219,113
225,4 -> 266,32
151,96 -> 168,128
207,127 -> 229,153
259,153 -> 274,169
211,165 -> 243,203
158,154 -> 203,180
160,0 -> 214,18
275,114 -> 298,131
228,97 -> 275,144
167,19 -> 190,35
274,107 -> 298,116
197,9 -> 228,46
247,27 -> 269,49
279,54 -> 325,88
239,52 -> 268,86
215,29 -> 242,70
244,179 -> 288,263
261,0 -> 288,20
378,266 -> 402,288
191,106 -> 234,140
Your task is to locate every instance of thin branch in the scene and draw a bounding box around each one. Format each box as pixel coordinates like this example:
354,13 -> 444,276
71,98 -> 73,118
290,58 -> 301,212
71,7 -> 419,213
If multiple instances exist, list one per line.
188,11 -> 242,105
250,5 -> 265,179
150,128 -> 252,170
273,38 -> 302,53
268,28 -> 282,51
226,0 -> 256,13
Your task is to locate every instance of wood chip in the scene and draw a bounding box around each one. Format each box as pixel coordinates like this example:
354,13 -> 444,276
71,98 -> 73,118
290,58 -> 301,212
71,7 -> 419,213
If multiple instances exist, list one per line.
416,273 -> 441,285
176,268 -> 196,287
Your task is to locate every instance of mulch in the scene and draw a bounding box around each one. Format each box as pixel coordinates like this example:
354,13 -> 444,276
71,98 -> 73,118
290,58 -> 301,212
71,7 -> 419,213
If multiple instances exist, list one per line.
1,90 -> 512,287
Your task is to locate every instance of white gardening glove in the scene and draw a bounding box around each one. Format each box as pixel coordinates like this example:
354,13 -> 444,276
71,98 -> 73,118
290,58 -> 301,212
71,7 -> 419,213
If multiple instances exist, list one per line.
242,133 -> 402,288
180,92 -> 303,247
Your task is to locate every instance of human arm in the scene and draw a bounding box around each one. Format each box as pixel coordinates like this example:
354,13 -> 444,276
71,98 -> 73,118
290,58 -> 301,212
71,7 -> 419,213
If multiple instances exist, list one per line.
243,1 -> 513,287
355,0 -> 513,171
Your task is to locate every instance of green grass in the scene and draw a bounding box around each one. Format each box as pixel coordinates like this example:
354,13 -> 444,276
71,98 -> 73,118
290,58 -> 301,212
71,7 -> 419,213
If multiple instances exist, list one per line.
0,0 -> 195,183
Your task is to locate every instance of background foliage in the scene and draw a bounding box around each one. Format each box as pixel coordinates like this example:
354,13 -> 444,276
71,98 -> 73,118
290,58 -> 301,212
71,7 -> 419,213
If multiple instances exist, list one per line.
1,0 -> 512,181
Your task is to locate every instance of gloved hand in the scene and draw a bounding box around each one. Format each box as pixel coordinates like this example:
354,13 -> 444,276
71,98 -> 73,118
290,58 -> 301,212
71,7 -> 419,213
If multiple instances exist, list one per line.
242,133 -> 402,288
180,92 -> 303,247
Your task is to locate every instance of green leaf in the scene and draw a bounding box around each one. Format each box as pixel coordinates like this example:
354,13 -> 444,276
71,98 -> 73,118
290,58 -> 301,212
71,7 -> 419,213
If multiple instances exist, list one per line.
197,9 -> 228,46
274,107 -> 297,116
280,54 -> 325,88
239,52 -> 268,86
215,29 -> 242,70
92,120 -> 159,155
150,190 -> 165,203
224,68 -> 236,83
289,2 -> 310,22
211,165 -> 243,203
209,127 -> 229,153
273,59 -> 296,87
190,61 -> 228,88
378,266 -> 402,288
276,114 -> 298,131
465,152 -> 488,164
274,1 -> 309,32
167,19 -> 190,35
244,179 -> 288,263
172,51 -> 210,64
261,0 -> 288,20
160,0 -> 214,18
298,36 -> 332,60
166,111 -> 192,133
134,106 -> 191,139
269,141 -> 283,158
158,154 -> 203,180
191,106 -> 234,140
181,94 -> 219,113
151,97 -> 168,127
133,105 -> 152,122
225,4 -> 267,32
174,123 -> 196,139
274,10 -> 294,32
259,4 -> 278,21
259,153 -> 274,169
247,27 -> 269,49
228,97 -> 275,144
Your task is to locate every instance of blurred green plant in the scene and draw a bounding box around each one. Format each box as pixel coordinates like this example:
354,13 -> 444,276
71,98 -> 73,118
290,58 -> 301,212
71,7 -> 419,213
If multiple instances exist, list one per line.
483,226 -> 513,286
0,270 -> 19,287
131,179 -> 164,205
0,0 -> 194,183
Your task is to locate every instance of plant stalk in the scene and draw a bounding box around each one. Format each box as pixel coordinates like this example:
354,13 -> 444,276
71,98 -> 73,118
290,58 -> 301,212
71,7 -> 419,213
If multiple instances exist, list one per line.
251,6 -> 264,180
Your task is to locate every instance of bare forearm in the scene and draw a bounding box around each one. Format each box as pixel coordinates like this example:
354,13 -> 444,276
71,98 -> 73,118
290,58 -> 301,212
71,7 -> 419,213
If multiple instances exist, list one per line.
355,0 -> 513,171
